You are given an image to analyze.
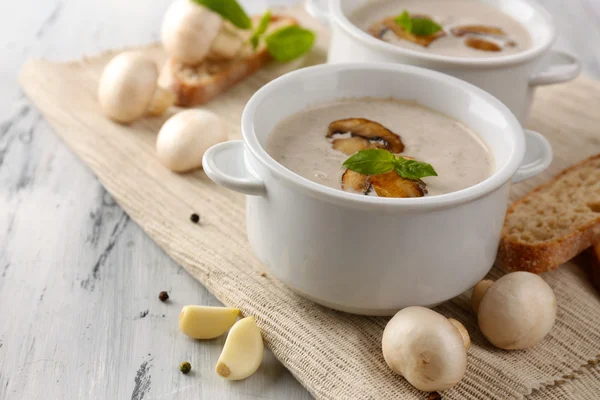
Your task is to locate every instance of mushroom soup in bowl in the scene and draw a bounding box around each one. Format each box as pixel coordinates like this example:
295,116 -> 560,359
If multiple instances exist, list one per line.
266,97 -> 494,198
350,0 -> 531,57
306,0 -> 581,122
202,63 -> 553,315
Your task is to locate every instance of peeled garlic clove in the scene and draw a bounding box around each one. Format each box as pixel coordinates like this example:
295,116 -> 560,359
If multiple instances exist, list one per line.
179,305 -> 239,339
216,316 -> 264,380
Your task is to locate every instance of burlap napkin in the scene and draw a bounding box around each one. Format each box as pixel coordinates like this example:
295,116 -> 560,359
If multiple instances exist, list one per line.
19,7 -> 600,399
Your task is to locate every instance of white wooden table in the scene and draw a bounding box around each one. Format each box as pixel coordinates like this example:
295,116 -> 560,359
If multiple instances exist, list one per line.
0,1 -> 598,399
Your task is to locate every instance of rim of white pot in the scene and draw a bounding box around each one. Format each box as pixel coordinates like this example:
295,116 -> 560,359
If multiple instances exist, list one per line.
329,0 -> 557,68
241,63 -> 525,210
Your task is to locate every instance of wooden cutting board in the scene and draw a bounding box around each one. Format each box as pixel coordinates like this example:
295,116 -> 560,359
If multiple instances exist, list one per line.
18,7 -> 600,400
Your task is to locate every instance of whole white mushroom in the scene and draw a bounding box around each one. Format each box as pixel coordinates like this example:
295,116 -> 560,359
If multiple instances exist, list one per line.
161,0 -> 224,65
382,306 -> 470,392
98,51 -> 175,123
156,109 -> 227,172
472,271 -> 557,350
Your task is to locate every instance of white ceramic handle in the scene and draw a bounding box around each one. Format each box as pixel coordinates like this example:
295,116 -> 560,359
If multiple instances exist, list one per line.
529,50 -> 581,86
202,140 -> 266,196
305,0 -> 330,25
512,130 -> 553,183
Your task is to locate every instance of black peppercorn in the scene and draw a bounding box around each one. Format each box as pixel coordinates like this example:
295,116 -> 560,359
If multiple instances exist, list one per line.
190,213 -> 200,223
158,291 -> 169,302
180,361 -> 191,374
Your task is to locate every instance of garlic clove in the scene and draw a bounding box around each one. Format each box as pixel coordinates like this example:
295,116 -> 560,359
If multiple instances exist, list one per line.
179,305 -> 240,339
216,316 -> 264,380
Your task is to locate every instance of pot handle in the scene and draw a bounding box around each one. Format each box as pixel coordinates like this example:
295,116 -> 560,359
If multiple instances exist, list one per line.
305,0 -> 330,26
512,130 -> 553,183
529,50 -> 581,86
202,140 -> 266,196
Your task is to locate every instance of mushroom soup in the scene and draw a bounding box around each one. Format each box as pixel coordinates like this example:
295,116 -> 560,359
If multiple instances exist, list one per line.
266,98 -> 494,198
350,0 -> 531,57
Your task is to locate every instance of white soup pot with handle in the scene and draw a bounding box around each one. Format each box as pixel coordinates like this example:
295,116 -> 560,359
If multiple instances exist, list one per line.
306,0 -> 581,122
202,63 -> 552,315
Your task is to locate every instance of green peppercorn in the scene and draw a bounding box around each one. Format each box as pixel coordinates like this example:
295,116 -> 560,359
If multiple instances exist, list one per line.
180,361 -> 191,374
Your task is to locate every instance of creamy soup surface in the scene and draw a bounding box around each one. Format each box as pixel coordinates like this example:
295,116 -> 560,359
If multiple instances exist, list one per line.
266,98 -> 494,197
350,0 -> 532,58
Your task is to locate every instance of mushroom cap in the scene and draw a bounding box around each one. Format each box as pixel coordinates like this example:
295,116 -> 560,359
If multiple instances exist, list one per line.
382,306 -> 467,392
98,51 -> 159,123
156,109 -> 227,172
477,271 -> 556,350
161,0 -> 223,65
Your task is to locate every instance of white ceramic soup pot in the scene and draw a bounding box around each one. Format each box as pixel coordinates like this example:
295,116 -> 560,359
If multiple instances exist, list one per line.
306,0 -> 581,122
203,63 -> 552,316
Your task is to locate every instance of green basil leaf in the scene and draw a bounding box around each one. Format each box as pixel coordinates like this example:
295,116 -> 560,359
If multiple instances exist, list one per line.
394,10 -> 412,33
394,157 -> 438,180
193,0 -> 252,30
410,17 -> 442,36
249,10 -> 272,50
343,149 -> 395,175
265,26 -> 316,62
394,10 -> 442,37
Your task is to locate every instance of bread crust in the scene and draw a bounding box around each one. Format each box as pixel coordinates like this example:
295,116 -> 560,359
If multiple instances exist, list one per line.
161,50 -> 273,106
496,154 -> 600,273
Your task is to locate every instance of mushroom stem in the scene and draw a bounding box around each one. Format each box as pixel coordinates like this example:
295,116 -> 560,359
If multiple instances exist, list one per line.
448,318 -> 471,351
147,87 -> 176,116
471,279 -> 494,313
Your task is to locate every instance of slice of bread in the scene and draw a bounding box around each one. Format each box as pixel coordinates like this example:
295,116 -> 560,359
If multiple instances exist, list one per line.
159,15 -> 297,107
496,154 -> 600,273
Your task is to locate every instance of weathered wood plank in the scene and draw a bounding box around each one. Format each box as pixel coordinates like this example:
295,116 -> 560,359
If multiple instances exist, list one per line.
0,1 -> 311,399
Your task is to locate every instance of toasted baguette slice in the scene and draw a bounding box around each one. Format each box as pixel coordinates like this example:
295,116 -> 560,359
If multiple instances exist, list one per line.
496,154 -> 600,273
159,15 -> 297,107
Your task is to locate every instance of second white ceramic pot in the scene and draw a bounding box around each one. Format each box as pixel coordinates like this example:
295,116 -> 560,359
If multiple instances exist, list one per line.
203,63 -> 552,316
306,0 -> 581,122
